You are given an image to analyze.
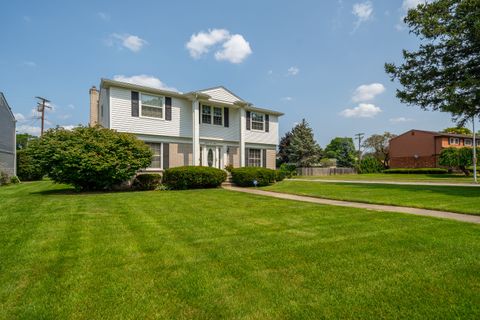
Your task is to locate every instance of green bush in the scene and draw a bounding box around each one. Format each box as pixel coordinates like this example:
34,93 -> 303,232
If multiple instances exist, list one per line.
163,166 -> 226,190
439,147 -> 479,176
231,167 -> 276,187
10,176 -> 20,184
28,126 -> 153,191
16,149 -> 44,181
383,168 -> 448,174
132,173 -> 162,191
279,163 -> 297,178
0,170 -> 9,186
357,157 -> 384,174
275,170 -> 286,182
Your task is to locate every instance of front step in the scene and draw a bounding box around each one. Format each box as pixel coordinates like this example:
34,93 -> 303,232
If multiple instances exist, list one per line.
222,172 -> 234,187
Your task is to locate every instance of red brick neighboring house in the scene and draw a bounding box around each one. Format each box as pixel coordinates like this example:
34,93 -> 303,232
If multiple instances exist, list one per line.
389,129 -> 478,168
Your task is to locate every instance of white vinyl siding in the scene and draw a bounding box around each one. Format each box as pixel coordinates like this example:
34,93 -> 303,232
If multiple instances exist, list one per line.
200,107 -> 240,142
245,114 -> 279,145
109,87 -> 192,137
200,87 -> 243,104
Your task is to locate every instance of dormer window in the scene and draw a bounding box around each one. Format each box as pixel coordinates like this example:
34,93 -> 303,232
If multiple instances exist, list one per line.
251,112 -> 264,131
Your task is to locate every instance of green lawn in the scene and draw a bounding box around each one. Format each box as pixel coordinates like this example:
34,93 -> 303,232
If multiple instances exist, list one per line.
264,180 -> 480,215
296,173 -> 474,183
1,181 -> 479,319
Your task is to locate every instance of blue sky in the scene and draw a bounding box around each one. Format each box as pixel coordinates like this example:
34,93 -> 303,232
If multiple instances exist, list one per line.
0,0 -> 457,146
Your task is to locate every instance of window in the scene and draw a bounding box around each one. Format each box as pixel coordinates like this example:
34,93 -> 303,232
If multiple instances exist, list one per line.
213,107 -> 223,125
248,149 -> 262,167
251,112 -> 264,131
202,105 -> 211,124
201,105 -> 223,125
146,143 -> 162,169
449,137 -> 460,145
465,139 -> 473,146
141,93 -> 164,119
477,140 -> 480,146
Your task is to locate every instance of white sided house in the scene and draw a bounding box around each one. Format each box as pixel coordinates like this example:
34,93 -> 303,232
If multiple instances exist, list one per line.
89,79 -> 283,171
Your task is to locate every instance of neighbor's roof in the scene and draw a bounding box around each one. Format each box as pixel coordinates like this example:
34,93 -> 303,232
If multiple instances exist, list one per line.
0,92 -> 16,122
391,129 -> 475,140
100,78 -> 284,116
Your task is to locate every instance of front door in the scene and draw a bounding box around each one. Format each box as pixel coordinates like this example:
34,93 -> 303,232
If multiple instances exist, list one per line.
203,146 -> 221,168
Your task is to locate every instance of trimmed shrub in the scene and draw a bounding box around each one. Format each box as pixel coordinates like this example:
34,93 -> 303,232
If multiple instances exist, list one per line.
224,164 -> 234,173
28,126 -> 153,191
357,157 -> 384,174
163,166 -> 226,190
132,173 -> 162,191
279,163 -> 297,178
17,149 -> 44,181
383,168 -> 448,174
231,167 -> 276,187
275,170 -> 286,182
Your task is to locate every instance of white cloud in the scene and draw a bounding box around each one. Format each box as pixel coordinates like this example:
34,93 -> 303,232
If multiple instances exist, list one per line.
352,83 -> 385,102
389,117 -> 414,123
113,74 -> 178,92
61,125 -> 76,130
67,104 -> 75,109
108,33 -> 148,52
281,97 -> 293,101
17,125 -> 40,136
340,103 -> 382,118
186,29 -> 252,63
57,114 -> 72,120
352,1 -> 373,28
287,66 -> 299,76
97,12 -> 110,21
267,70 -> 273,75
14,113 -> 26,121
214,34 -> 252,63
186,29 -> 230,59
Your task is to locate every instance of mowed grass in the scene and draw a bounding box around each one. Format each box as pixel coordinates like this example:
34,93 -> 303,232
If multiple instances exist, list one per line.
0,181 -> 479,319
264,180 -> 480,215
296,173 -> 473,183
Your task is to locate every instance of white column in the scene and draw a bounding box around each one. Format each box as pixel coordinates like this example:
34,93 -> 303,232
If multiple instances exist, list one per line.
192,100 -> 200,165
239,108 -> 246,167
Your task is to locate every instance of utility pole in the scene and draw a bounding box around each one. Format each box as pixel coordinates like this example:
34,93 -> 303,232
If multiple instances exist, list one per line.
35,96 -> 51,136
473,115 -> 477,183
355,133 -> 365,161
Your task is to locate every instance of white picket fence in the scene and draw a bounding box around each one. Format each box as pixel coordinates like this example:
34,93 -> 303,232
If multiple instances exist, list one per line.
296,167 -> 357,176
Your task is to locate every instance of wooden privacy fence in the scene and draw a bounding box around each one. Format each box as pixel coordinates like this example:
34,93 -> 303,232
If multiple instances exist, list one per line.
296,167 -> 357,176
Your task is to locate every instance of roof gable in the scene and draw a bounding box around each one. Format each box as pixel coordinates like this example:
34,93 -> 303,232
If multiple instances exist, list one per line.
0,93 -> 15,121
198,86 -> 244,104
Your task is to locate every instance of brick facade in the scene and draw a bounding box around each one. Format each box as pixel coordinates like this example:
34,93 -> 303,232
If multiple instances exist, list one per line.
389,155 -> 437,169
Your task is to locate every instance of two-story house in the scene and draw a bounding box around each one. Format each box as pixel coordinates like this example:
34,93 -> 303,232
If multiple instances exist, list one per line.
89,79 -> 283,171
389,129 -> 479,168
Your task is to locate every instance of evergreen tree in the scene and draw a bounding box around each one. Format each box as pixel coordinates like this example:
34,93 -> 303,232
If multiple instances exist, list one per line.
285,119 -> 322,167
324,137 -> 356,167
277,130 -> 293,164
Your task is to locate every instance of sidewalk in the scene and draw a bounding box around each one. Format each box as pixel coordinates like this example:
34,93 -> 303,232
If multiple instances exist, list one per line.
289,178 -> 480,187
224,186 -> 480,224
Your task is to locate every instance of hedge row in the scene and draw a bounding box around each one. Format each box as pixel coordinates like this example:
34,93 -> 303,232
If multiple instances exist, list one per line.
231,167 -> 277,187
383,168 -> 448,174
163,166 -> 226,190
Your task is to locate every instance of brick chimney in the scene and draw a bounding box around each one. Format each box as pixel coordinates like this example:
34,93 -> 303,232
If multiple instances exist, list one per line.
89,86 -> 99,126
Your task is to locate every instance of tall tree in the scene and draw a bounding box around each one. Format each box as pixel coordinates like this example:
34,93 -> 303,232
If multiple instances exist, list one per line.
362,132 -> 397,168
442,127 -> 472,135
285,119 -> 322,167
324,137 -> 356,168
277,130 -> 293,164
385,0 -> 480,125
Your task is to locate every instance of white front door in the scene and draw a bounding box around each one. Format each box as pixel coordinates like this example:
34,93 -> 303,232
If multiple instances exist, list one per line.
202,146 -> 222,168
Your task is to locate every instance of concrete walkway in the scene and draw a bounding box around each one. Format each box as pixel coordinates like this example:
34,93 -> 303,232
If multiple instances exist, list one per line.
290,178 -> 480,187
224,186 -> 480,224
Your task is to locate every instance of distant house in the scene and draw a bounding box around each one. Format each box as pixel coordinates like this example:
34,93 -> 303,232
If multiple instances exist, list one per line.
389,129 -> 479,168
89,79 -> 283,171
0,93 -> 16,176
